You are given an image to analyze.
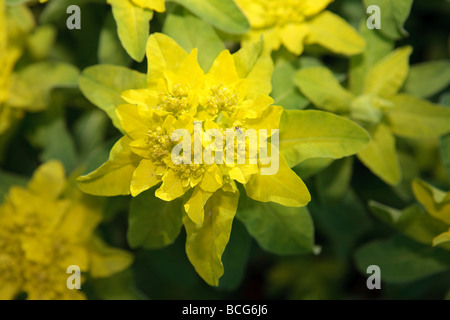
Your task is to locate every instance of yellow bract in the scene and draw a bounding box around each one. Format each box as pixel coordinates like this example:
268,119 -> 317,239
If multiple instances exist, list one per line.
0,161 -> 133,300
235,0 -> 364,55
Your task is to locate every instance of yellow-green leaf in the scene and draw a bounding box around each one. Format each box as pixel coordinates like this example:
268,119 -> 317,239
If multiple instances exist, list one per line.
108,0 -> 154,62
412,178 -> 450,225
79,65 -> 146,132
386,94 -> 450,138
294,66 -> 354,113
349,22 -> 394,95
370,201 -> 450,249
363,46 -> 412,98
233,40 -> 273,97
357,123 -> 400,185
8,62 -> 79,111
77,136 -> 140,196
244,153 -> 311,207
279,110 -> 370,167
146,32 -> 189,87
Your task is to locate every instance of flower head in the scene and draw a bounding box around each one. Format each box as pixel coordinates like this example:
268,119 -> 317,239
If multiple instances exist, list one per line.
78,34 -> 312,285
235,0 -> 364,55
0,161 -> 132,300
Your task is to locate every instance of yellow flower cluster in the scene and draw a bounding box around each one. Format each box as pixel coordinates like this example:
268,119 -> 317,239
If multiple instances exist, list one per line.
78,34 -> 311,284
79,34 -> 310,223
0,161 -> 132,300
236,0 -> 364,55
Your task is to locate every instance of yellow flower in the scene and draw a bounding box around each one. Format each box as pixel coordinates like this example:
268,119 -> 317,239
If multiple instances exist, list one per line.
78,32 -> 310,212
235,0 -> 365,55
78,34 -> 311,284
0,161 -> 133,300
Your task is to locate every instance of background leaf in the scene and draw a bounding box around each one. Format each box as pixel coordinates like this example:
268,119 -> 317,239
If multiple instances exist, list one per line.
279,110 -> 370,167
363,0 -> 414,40
98,12 -> 132,66
79,65 -> 146,131
237,201 -> 315,256
108,0 -> 154,62
128,189 -> 183,249
163,9 -> 225,71
355,235 -> 450,283
404,60 -> 450,98
271,59 -> 309,110
168,0 -> 249,35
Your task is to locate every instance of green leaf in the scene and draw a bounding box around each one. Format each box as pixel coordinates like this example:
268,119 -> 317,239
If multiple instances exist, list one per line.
355,235 -> 450,283
8,62 -> 79,111
6,0 -> 31,5
128,189 -> 183,249
357,123 -> 400,185
77,136 -> 140,196
218,219 -> 251,291
98,13 -> 132,66
31,117 -> 78,173
39,0 -> 104,24
295,66 -> 354,113
403,61 -> 450,98
309,190 -> 372,258
317,158 -> 354,202
386,94 -> 450,139
237,201 -> 315,256
292,158 -> 333,180
271,60 -> 309,110
163,9 -> 225,71
183,190 -> 238,286
168,0 -> 249,35
89,269 -> 146,300
78,65 -> 146,132
441,133 -> 450,180
363,0 -> 414,40
73,110 -> 109,160
108,0 -> 154,62
370,201 -> 449,249
279,110 -> 370,167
